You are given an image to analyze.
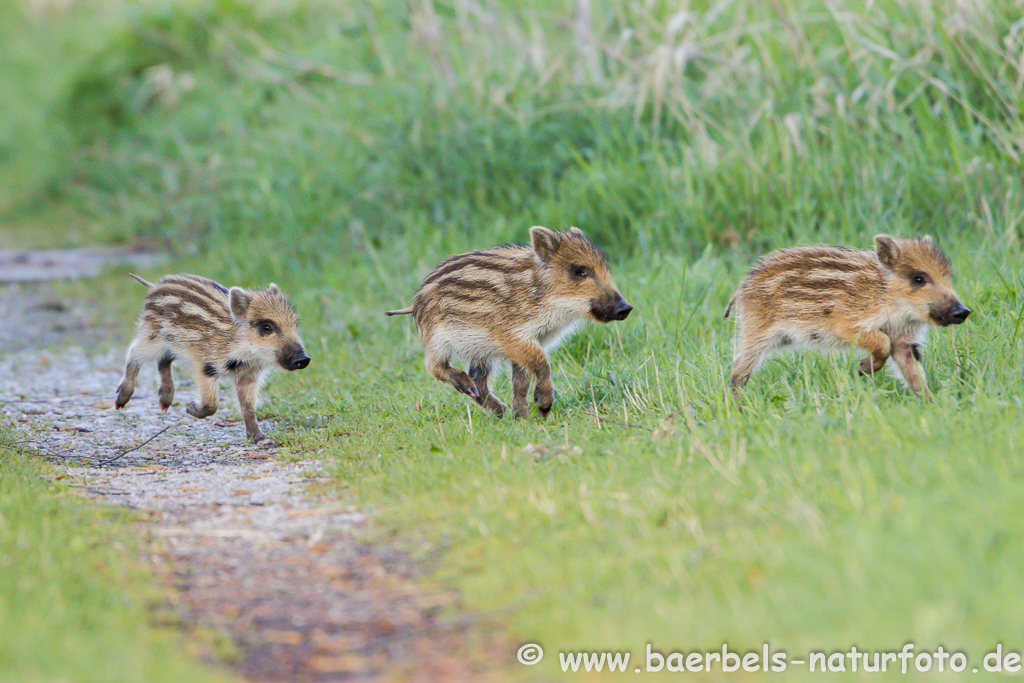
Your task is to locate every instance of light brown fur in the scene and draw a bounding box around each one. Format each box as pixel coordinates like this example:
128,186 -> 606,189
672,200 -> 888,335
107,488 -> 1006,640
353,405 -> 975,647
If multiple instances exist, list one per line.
388,227 -> 633,417
726,235 -> 969,400
115,273 -> 310,442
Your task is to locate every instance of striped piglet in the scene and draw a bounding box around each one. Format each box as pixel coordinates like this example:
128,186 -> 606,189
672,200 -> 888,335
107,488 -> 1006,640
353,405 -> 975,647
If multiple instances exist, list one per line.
115,274 -> 310,442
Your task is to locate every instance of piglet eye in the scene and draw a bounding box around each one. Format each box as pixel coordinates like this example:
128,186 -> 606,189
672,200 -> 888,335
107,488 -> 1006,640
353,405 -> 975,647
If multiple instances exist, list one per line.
258,321 -> 274,335
571,265 -> 591,280
910,272 -> 928,286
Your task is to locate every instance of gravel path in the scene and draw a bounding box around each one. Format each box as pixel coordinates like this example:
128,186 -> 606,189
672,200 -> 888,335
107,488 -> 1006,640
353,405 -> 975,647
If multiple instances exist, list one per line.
0,277 -> 505,681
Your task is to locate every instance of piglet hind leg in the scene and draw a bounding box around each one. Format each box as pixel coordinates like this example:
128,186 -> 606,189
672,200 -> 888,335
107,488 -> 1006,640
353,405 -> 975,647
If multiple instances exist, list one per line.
115,358 -> 142,409
510,362 -> 531,419
469,362 -> 507,417
116,338 -> 155,409
499,338 -> 553,417
728,344 -> 766,407
891,339 -> 931,397
426,351 -> 480,400
235,372 -> 266,442
157,353 -> 175,411
729,369 -> 751,405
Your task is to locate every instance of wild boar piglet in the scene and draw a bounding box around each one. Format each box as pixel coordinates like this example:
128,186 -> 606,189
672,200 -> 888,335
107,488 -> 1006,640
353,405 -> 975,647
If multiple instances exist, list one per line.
726,235 -> 969,399
115,274 -> 310,442
388,226 -> 633,418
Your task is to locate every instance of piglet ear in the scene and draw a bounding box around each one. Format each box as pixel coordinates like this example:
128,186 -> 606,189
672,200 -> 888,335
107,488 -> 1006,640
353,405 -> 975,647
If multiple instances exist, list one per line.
229,287 -> 253,320
568,226 -> 585,238
267,283 -> 282,295
873,234 -> 900,270
921,235 -> 933,245
530,226 -> 561,262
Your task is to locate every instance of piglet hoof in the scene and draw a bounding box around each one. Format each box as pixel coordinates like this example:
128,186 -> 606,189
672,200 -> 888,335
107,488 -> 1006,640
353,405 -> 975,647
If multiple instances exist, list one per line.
910,382 -> 934,401
114,385 -> 132,410
249,432 -> 267,444
158,389 -> 174,411
186,402 -> 215,419
730,387 -> 745,410
534,385 -> 553,417
535,396 -> 553,418
458,384 -> 480,400
857,357 -> 878,377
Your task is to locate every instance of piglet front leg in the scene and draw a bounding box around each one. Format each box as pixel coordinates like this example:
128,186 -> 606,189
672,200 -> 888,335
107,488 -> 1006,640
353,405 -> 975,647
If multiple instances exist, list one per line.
891,339 -> 930,397
186,367 -> 220,418
855,329 -> 892,377
235,373 -> 266,442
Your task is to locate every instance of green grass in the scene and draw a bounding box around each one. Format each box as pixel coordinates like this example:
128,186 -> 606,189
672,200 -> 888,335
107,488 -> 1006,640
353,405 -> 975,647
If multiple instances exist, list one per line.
269,240 -> 1024,678
0,436 -> 237,683
3,0 -> 1024,679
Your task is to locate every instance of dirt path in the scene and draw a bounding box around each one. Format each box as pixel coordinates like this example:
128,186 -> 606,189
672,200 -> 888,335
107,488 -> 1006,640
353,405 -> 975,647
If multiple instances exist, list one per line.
0,278 -> 506,681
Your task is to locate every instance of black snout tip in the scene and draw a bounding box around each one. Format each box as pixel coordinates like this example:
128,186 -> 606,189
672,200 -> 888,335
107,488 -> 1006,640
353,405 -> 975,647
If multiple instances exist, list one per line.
291,353 -> 311,370
949,305 -> 970,325
612,302 -> 633,321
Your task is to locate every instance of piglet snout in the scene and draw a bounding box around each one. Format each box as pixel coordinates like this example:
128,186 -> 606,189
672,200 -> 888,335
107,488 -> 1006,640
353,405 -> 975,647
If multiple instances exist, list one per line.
932,302 -> 970,326
948,304 -> 970,325
612,300 -> 633,320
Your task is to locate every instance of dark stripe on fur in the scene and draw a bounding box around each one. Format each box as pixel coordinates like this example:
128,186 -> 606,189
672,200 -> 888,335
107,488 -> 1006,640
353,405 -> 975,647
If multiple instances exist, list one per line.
421,254 -> 533,285
149,285 -> 231,319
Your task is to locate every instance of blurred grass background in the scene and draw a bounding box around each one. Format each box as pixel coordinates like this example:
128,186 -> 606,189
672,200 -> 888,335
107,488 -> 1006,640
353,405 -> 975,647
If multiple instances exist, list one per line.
5,0 -> 1022,261
2,0 -> 1024,680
